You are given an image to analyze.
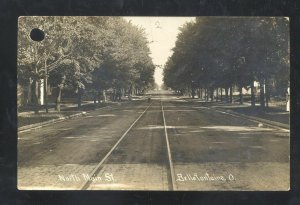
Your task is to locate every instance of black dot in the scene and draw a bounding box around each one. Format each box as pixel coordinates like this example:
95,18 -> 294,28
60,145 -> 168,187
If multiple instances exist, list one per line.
30,28 -> 45,42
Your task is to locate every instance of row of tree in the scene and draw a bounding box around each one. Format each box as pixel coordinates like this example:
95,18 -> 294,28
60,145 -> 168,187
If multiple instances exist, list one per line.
163,17 -> 289,107
18,17 -> 155,112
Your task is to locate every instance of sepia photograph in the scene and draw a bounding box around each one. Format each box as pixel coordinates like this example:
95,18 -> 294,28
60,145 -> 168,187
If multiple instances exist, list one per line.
17,16 -> 290,191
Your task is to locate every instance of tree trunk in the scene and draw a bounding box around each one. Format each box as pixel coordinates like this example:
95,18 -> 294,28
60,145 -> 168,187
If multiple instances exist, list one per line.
250,81 -> 255,107
97,90 -> 101,104
225,87 -> 228,103
93,91 -> 97,104
260,80 -> 265,108
265,79 -> 270,108
27,77 -> 32,105
230,85 -> 233,103
44,59 -> 48,113
191,88 -> 195,99
117,88 -> 121,101
120,88 -> 123,99
210,88 -> 214,102
239,85 -> 243,104
77,87 -> 82,108
220,88 -> 223,102
110,91 -> 113,101
128,85 -> 133,101
191,83 -> 195,99
112,89 -> 116,101
129,85 -> 133,95
56,86 -> 62,112
102,90 -> 106,102
200,88 -> 203,100
216,88 -> 219,102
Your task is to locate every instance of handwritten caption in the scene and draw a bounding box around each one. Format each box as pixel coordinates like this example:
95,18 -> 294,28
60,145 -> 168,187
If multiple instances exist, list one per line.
175,173 -> 236,182
57,172 -> 236,184
58,173 -> 114,182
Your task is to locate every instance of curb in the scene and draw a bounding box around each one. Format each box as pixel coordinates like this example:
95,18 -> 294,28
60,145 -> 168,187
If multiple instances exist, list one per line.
213,107 -> 290,130
18,112 -> 87,133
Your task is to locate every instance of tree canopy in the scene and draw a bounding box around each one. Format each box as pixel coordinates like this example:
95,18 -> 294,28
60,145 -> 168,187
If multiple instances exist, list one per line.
18,16 -> 155,110
163,17 -> 289,106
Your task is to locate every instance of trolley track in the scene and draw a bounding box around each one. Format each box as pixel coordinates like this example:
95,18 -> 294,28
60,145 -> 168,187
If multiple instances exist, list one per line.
161,100 -> 176,190
80,102 -> 152,189
81,100 -> 177,190
18,90 -> 289,191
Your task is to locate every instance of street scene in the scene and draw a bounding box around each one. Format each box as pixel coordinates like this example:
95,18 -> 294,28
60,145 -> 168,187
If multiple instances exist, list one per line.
17,17 -> 289,190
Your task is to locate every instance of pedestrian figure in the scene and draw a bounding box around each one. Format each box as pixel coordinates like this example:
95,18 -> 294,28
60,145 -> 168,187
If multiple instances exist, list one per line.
148,97 -> 151,103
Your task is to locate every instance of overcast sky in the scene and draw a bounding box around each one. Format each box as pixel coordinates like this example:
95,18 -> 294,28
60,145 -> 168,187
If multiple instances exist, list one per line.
123,17 -> 195,87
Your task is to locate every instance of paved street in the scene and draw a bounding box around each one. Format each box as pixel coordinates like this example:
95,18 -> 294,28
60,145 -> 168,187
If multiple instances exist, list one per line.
18,90 -> 289,191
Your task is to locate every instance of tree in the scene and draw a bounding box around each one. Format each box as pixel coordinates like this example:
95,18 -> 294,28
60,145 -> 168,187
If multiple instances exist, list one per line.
18,17 -> 98,111
91,17 -> 155,101
163,17 -> 289,108
18,16 -> 156,112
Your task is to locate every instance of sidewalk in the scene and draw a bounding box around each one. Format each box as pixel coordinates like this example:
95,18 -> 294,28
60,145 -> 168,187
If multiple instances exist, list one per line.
180,96 -> 290,129
18,101 -> 96,116
213,103 -> 289,129
18,101 -> 107,129
18,96 -> 148,131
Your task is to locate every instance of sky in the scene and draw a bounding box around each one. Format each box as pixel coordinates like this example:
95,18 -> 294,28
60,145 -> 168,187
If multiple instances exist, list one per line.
123,17 -> 195,87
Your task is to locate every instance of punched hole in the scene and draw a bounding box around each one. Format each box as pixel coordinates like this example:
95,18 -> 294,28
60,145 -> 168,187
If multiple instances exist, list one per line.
30,28 -> 45,41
